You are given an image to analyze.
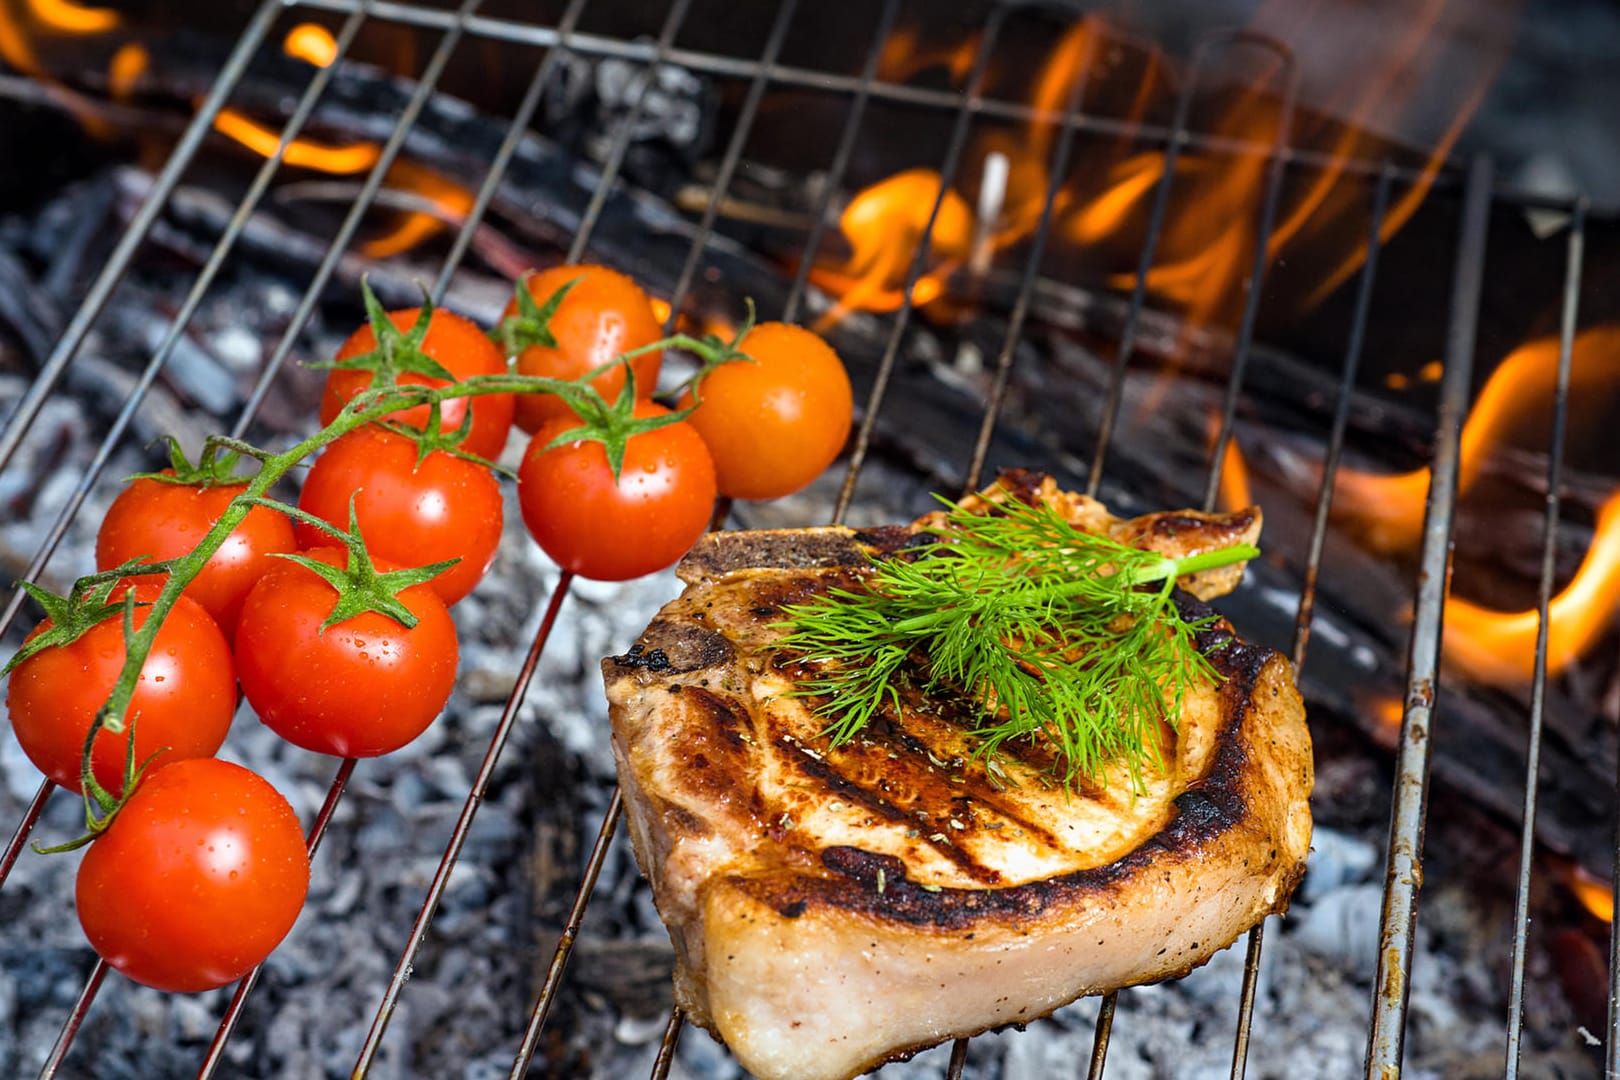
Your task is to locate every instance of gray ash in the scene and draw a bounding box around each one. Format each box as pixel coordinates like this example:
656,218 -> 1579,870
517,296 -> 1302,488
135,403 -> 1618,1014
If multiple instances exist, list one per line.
0,14 -> 1611,1079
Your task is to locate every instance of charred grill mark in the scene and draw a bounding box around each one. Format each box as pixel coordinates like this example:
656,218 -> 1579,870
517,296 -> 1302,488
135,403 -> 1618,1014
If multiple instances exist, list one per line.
987,467 -> 1045,505
683,686 -> 758,752
851,524 -> 935,555
1138,508 -> 1257,541
786,702 -> 1076,862
745,568 -> 869,618
626,616 -> 735,675
772,735 -> 1005,883
610,643 -> 671,671
732,643 -> 1278,931
679,527 -> 871,579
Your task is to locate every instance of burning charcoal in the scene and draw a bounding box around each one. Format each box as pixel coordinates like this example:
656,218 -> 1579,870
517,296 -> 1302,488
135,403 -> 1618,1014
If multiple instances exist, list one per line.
0,252 -> 61,372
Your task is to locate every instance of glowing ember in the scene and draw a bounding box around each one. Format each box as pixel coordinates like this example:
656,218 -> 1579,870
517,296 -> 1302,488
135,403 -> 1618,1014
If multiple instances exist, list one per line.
284,23 -> 338,69
1444,489 -> 1620,686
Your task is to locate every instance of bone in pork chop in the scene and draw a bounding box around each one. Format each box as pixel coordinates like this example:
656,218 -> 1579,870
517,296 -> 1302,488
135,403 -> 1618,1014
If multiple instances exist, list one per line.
602,471 -> 1314,1080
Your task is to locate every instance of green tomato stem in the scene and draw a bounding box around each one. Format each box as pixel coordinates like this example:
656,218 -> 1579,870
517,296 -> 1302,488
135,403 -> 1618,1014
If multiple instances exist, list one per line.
75,368 -> 609,833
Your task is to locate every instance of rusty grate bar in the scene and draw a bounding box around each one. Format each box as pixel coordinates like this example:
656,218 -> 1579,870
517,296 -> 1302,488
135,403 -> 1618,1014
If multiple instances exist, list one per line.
1083,30 -> 1298,1075
830,6 -> 1007,525
1503,199 -> 1587,1076
1365,152 -> 1495,1077
0,1 -> 1606,1078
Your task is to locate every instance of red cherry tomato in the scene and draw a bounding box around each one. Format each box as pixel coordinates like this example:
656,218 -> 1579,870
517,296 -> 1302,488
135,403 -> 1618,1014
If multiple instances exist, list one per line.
76,758 -> 310,992
296,427 -> 502,606
95,472 -> 297,637
6,584 -> 235,796
320,305 -> 514,461
234,547 -> 459,757
517,402 -> 716,581
505,265 -> 663,433
680,322 -> 853,501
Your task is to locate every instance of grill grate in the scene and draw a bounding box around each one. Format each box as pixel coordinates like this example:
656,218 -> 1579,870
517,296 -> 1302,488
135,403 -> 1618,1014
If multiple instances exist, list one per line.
0,1 -> 1608,1077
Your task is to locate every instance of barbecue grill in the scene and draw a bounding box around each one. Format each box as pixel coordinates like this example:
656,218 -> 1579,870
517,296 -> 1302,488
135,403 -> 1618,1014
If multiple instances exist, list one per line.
0,0 -> 1612,1077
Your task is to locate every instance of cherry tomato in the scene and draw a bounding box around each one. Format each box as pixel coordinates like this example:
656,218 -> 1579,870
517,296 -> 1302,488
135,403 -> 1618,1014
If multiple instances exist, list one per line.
680,322 -> 854,501
76,758 -> 310,992
296,427 -> 502,606
234,547 -> 458,757
505,265 -> 663,433
320,305 -> 513,461
517,402 -> 716,581
6,584 -> 235,796
96,472 -> 297,636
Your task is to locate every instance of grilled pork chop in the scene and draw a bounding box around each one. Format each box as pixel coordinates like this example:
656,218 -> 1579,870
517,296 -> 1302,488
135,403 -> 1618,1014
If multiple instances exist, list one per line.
602,471 -> 1313,1080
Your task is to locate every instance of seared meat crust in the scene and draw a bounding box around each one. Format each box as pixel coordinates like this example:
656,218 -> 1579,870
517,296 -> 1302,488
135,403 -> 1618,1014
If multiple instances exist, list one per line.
602,473 -> 1312,1080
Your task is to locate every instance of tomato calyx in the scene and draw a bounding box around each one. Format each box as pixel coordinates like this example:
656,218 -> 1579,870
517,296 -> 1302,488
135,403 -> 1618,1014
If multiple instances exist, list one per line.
254,497 -> 458,631
490,273 -> 579,357
540,366 -> 697,482
127,435 -> 261,488
307,278 -> 457,388
632,297 -> 759,403
1,566 -> 164,678
376,399 -> 510,477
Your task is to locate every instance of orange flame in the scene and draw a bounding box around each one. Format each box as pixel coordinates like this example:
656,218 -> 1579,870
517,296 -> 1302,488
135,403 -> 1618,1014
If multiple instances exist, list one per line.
27,0 -> 116,33
808,169 -> 974,331
1371,695 -> 1405,734
1333,327 -> 1620,554
284,23 -> 338,69
358,160 -> 474,258
0,0 -> 120,135
106,41 -> 146,101
877,26 -> 980,85
211,109 -> 475,258
1569,865 -> 1615,924
1444,489 -> 1620,686
213,108 -> 380,173
1218,438 -> 1253,512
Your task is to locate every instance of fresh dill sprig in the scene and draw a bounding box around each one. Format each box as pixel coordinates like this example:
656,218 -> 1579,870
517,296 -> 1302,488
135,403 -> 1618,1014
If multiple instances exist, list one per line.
773,496 -> 1259,788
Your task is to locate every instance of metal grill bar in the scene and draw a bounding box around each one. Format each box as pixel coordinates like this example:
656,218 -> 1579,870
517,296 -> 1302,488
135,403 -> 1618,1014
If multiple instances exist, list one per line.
1365,153 -> 1495,1077
962,17 -> 1097,495
831,7 -> 1006,523
0,1 -> 284,475
287,0 -> 1574,207
232,0 -> 485,438
780,0 -> 900,326
198,757 -> 358,1077
0,3 -> 1607,1079
1082,32 -> 1297,1074
0,0 -> 378,901
354,571 -> 572,1070
1503,199 -> 1587,1076
356,0 -> 707,1066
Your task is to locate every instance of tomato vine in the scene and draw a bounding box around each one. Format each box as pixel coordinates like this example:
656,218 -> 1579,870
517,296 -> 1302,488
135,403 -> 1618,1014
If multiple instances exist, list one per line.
15,279 -> 768,844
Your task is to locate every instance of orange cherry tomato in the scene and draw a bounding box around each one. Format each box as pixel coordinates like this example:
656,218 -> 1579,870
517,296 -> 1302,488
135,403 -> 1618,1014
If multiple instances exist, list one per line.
504,265 -> 663,433
680,322 -> 853,501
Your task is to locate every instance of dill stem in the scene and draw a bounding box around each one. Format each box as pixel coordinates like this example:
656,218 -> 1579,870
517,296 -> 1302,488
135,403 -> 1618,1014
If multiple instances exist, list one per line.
1127,543 -> 1260,586
883,542 -> 1258,636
